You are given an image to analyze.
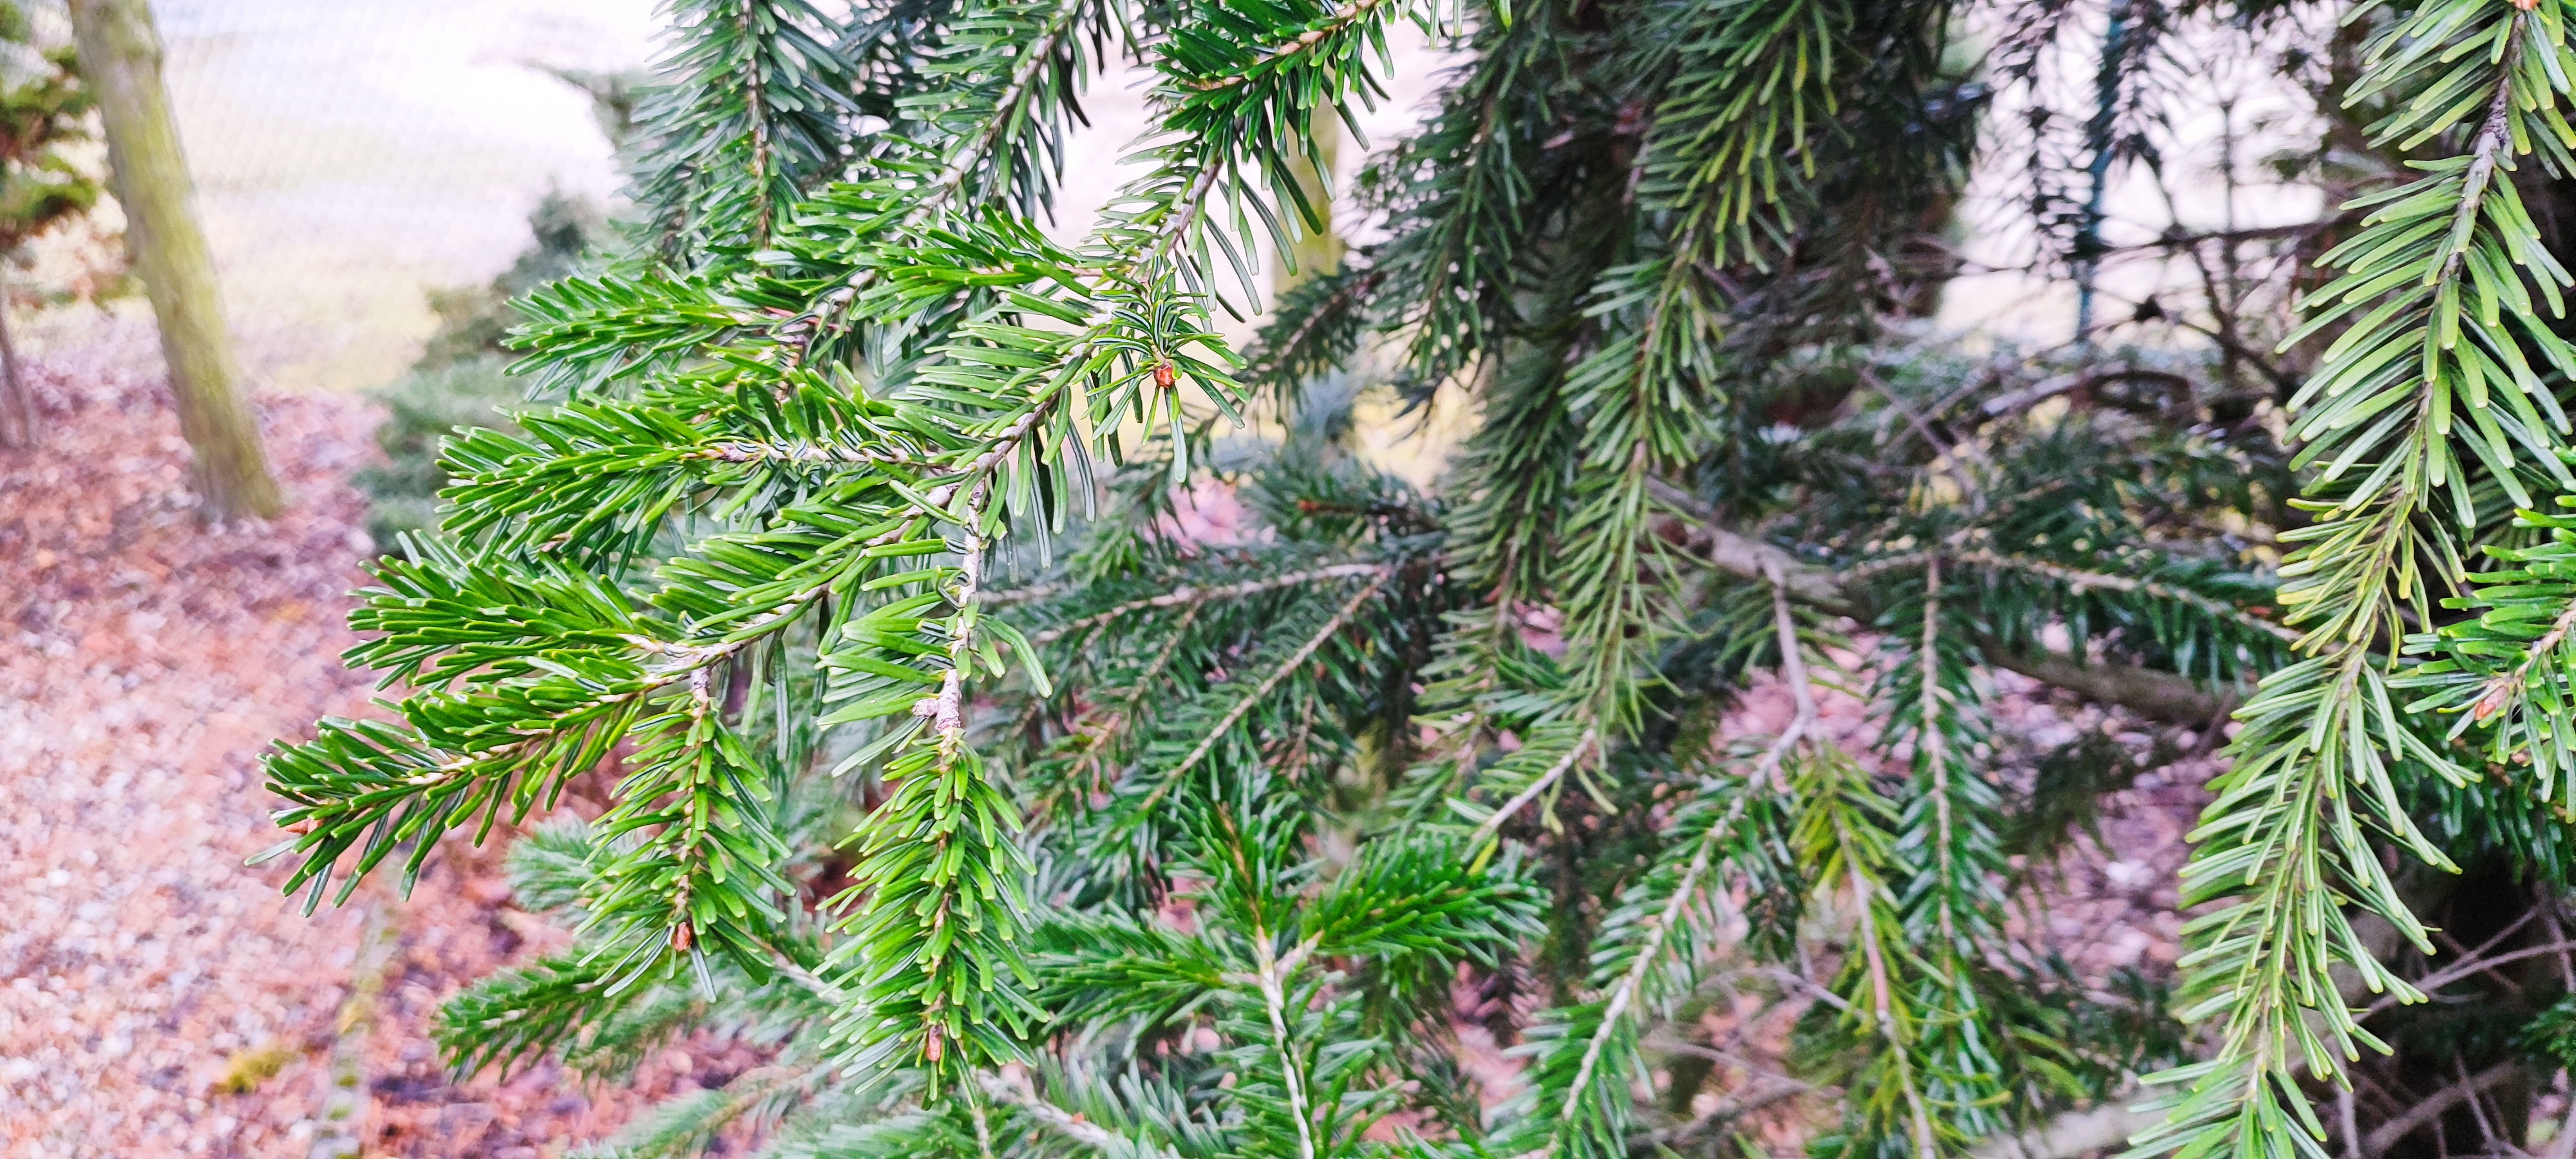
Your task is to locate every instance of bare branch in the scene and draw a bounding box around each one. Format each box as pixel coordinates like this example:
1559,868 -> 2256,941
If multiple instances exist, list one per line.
1969,1101 -> 2164,1159
1652,481 -> 2237,722
1950,548 -> 2298,643
1978,363 -> 2194,418
2364,940 -> 2576,1017
2360,1060 -> 2520,1154
1629,1079 -> 1811,1152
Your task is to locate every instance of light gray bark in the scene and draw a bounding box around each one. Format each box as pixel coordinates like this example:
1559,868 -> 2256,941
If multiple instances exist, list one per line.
69,0 -> 279,518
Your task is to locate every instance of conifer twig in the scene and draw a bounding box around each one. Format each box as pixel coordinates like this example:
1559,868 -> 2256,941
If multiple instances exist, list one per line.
1132,573 -> 1388,812
1466,729 -> 1597,851
1032,563 -> 1391,645
1548,575 -> 1815,1155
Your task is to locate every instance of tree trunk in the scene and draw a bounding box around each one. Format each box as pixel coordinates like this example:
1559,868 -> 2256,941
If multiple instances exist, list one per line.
68,0 -> 278,518
0,273 -> 30,449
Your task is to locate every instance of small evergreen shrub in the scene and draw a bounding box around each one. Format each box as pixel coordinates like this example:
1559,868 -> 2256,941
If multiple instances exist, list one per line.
357,194 -> 605,545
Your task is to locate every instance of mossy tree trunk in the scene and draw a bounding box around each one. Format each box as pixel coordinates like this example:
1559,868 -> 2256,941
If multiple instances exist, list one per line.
68,0 -> 278,518
0,273 -> 30,449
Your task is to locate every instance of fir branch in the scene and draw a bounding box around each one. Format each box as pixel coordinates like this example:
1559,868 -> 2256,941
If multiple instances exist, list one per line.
1504,577 -> 1814,1159
978,1072 -> 1121,1151
1919,560 -> 1958,946
1877,557 -> 2015,1145
1525,579 -> 1817,1159
1844,843 -> 1942,1159
1249,928 -> 1323,1159
1365,0 -> 1575,379
1947,549 -> 2300,645
1177,0 -> 1407,95
264,579 -> 831,921
2139,2 -> 2576,1151
916,0 -> 1112,219
688,438 -> 938,467
2410,509 -> 2576,799
630,0 -> 867,256
1796,742 -> 1944,1159
831,487 -> 1041,1090
1033,562 -> 1392,645
1667,502 -> 2246,721
1243,268 -> 1383,395
270,3 -> 2458,1154
1466,728 -> 1598,851
1129,572 -> 1389,814
1551,252 -> 1717,731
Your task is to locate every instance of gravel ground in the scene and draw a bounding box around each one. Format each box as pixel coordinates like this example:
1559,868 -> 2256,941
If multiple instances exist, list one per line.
0,341 -> 722,1158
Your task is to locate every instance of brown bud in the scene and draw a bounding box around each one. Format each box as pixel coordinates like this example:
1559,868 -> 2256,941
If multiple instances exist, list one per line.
2474,677 -> 2519,722
1153,363 -> 1176,390
671,922 -> 694,952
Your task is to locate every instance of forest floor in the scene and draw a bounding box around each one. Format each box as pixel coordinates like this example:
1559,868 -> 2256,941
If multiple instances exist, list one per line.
0,334 -> 2209,1158
0,338 -> 736,1159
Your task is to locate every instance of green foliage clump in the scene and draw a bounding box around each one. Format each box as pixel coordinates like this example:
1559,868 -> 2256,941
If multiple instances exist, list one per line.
0,0 -> 106,449
356,193 -> 606,544
356,362 -> 524,545
417,193 -> 608,372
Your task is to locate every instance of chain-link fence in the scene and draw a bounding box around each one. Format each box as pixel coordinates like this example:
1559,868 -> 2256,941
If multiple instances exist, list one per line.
126,0 -> 654,391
